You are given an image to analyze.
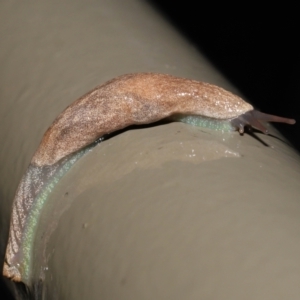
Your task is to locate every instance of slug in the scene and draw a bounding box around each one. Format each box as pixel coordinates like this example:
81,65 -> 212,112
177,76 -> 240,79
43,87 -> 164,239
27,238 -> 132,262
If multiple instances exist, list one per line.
3,73 -> 295,284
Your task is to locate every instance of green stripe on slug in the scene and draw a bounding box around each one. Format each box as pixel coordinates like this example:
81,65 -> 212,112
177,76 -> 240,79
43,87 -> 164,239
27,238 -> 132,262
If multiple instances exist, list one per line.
173,114 -> 235,132
16,145 -> 93,283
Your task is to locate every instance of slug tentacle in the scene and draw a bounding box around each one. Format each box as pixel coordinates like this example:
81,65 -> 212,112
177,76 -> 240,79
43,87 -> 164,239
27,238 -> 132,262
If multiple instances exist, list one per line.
230,110 -> 296,134
3,72 -> 295,284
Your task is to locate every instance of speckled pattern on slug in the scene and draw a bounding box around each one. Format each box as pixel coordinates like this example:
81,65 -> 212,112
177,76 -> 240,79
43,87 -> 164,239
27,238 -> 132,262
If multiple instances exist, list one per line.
31,73 -> 253,167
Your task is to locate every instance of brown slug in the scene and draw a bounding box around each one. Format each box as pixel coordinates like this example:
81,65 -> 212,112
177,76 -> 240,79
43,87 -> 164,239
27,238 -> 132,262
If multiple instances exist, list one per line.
3,73 -> 295,284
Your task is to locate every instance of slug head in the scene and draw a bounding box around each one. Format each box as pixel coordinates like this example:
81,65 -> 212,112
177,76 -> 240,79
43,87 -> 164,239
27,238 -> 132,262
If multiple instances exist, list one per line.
230,110 -> 296,134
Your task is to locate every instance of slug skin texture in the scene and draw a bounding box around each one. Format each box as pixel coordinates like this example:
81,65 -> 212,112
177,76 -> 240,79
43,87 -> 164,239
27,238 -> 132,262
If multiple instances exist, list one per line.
3,73 -> 295,284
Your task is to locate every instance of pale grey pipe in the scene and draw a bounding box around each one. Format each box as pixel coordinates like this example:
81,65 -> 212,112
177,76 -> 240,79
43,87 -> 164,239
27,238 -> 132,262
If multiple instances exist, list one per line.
0,0 -> 300,299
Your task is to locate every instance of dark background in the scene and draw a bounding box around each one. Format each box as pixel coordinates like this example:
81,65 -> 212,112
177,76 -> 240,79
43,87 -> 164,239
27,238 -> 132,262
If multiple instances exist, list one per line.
148,1 -> 300,152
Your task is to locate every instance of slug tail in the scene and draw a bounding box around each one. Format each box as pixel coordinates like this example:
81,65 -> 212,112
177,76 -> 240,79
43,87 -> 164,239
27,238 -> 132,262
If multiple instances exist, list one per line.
3,145 -> 93,284
3,163 -> 52,283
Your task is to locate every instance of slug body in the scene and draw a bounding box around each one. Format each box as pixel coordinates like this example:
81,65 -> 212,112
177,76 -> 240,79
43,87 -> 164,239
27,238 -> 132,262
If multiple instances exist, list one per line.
3,73 -> 295,284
